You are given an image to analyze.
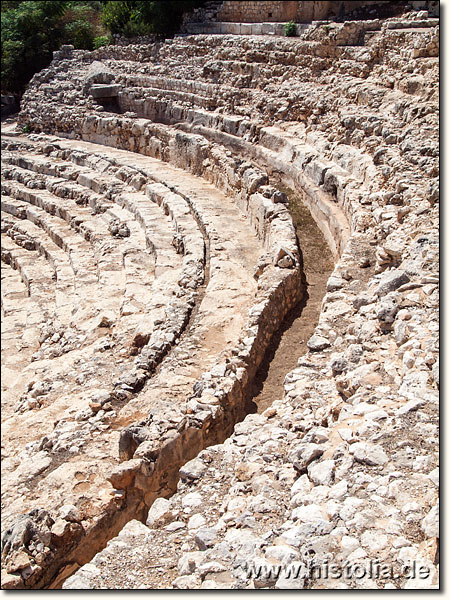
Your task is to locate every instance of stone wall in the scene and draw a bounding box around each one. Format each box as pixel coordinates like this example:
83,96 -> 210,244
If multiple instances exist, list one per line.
217,1 -> 299,22
184,1 -> 438,28
198,1 -> 396,23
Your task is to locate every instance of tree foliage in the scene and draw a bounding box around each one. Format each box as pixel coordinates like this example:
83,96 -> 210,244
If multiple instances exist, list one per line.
2,1 -> 68,93
1,2 -> 24,12
1,1 -> 107,93
102,1 -> 206,37
1,1 -> 206,95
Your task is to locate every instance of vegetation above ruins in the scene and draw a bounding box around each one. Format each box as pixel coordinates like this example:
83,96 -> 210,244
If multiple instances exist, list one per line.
1,0 -> 206,95
102,1 -> 205,37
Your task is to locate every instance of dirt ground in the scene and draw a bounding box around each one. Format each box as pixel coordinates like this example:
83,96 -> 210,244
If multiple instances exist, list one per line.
250,185 -> 334,413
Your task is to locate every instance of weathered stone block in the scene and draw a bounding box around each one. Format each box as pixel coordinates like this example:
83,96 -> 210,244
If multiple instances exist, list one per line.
90,84 -> 120,99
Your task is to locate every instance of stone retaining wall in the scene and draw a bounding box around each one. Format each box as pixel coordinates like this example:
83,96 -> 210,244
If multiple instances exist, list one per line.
0,116 -> 307,588
201,1 -> 394,23
184,21 -> 310,36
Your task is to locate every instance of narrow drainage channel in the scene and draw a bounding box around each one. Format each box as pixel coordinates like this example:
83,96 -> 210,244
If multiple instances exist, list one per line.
45,187 -> 334,590
248,184 -> 334,413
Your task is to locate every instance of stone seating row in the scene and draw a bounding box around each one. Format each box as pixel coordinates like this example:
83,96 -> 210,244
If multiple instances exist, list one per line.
1,146 -> 205,354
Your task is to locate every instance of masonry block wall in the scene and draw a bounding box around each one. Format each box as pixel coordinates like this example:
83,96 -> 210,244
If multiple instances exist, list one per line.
215,1 -> 392,23
211,1 -> 437,23
217,1 -> 298,22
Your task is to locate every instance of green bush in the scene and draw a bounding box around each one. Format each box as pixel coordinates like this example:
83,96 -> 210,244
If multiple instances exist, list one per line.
1,1 -> 207,95
1,1 -> 106,94
101,1 -> 136,35
1,2 -> 23,12
1,1 -> 68,94
62,2 -> 104,49
64,19 -> 95,49
284,20 -> 297,37
93,34 -> 110,49
102,1 -> 207,37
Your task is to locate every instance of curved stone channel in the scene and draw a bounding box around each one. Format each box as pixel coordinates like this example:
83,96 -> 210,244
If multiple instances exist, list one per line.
55,185 -> 333,589
250,185 -> 334,414
1,129 -> 305,588
1,129 -> 333,590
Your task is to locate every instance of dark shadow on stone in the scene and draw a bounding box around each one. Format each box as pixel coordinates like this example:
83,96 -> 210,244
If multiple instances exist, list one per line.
94,97 -> 122,114
245,273 -> 309,415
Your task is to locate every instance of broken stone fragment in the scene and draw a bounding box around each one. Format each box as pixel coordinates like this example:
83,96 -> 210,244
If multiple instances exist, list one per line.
242,168 -> 268,194
20,563 -> 42,582
119,425 -> 152,461
187,514 -> 206,531
274,247 -> 295,269
349,442 -> 388,466
253,253 -> 272,280
329,355 -> 348,374
82,61 -> 115,90
307,334 -> 330,352
235,461 -> 264,481
58,505 -> 82,523
272,190 -> 288,203
116,368 -> 147,392
133,439 -> 160,460
177,553 -> 202,578
181,492 -> 203,509
50,519 -> 71,538
89,401 -> 102,413
96,313 -> 115,328
1,509 -> 53,560
172,233 -> 184,254
360,530 -> 389,553
292,503 -> 327,523
1,570 -> 23,589
146,498 -> 173,527
353,293 -> 376,310
194,527 -> 218,550
89,84 -> 121,99
291,474 -> 313,497
397,398 -> 425,416
108,218 -> 130,237
326,275 -> 346,292
173,574 -> 201,589
179,458 -> 207,482
107,459 -> 142,489
165,521 -> 185,532
291,443 -> 324,473
307,459 -> 335,485
376,269 -> 410,297
422,502 -> 439,538
376,295 -> 399,324
5,550 -> 32,574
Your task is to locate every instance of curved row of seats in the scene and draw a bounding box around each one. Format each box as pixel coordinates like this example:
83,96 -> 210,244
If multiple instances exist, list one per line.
1,142 -> 204,354
1,125 -> 285,590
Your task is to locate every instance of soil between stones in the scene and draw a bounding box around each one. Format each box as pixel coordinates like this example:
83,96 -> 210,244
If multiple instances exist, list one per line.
250,185 -> 334,413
